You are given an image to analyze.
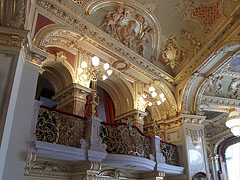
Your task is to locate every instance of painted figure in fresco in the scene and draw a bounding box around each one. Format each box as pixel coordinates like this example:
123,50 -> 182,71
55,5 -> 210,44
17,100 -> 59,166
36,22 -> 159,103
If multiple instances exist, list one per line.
120,20 -> 137,48
137,27 -> 153,56
99,7 -> 127,35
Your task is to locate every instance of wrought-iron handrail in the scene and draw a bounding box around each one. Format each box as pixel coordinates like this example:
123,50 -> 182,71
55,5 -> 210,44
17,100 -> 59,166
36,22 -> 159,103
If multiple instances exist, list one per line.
160,140 -> 179,166
99,122 -> 151,159
35,106 -> 86,148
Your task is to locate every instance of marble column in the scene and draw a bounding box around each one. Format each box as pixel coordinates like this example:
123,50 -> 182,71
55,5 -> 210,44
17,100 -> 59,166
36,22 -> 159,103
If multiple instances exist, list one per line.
114,109 -> 148,131
52,83 -> 91,117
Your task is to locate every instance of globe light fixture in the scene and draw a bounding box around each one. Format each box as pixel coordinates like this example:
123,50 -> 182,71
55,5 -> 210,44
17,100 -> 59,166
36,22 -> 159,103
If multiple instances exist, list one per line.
139,85 -> 166,136
92,56 -> 100,67
149,86 -> 155,92
104,63 -> 110,70
81,61 -> 87,68
226,109 -> 240,137
77,56 -> 113,117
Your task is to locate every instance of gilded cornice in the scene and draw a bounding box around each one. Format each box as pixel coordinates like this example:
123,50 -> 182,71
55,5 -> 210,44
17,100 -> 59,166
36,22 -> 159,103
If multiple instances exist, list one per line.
35,0 -> 174,85
0,27 -> 28,48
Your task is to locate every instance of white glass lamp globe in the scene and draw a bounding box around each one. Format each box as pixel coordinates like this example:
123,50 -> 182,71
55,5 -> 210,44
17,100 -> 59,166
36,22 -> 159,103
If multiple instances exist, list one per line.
149,86 -> 155,92
81,61 -> 87,68
104,63 -> 110,70
92,56 -> 100,67
107,69 -> 113,76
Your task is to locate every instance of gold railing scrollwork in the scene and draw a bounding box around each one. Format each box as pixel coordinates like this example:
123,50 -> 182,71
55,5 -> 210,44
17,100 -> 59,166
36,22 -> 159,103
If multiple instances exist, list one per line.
36,106 -> 86,148
99,122 -> 151,159
160,141 -> 179,166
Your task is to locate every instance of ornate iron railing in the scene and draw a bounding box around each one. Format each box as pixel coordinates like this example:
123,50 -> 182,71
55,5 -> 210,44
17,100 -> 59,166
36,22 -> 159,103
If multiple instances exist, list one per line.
99,122 -> 151,159
160,141 -> 179,166
36,106 -> 86,148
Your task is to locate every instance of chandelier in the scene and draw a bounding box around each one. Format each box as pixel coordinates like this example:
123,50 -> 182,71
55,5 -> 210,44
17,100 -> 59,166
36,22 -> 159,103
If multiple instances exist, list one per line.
226,109 -> 240,137
139,85 -> 166,136
78,56 -> 113,116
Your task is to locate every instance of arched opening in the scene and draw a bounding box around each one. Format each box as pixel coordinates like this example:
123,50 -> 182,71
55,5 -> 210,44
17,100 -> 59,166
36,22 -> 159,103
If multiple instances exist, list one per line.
217,136 -> 240,180
35,76 -> 56,108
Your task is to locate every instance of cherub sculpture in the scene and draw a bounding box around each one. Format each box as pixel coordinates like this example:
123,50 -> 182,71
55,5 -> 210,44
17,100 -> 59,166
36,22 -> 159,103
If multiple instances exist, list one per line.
120,20 -> 137,48
99,7 -> 127,35
137,27 -> 153,56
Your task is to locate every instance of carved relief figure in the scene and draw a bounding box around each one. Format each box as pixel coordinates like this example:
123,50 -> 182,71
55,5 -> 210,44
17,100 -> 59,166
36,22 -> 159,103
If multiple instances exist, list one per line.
228,78 -> 240,99
120,20 -> 137,48
99,6 -> 155,59
99,7 -> 127,35
205,75 -> 224,96
137,27 -> 153,56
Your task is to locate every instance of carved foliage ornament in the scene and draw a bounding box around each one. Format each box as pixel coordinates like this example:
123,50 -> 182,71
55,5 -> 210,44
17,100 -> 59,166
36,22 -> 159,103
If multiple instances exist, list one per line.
99,6 -> 153,58
163,36 -> 188,71
1,0 -> 26,29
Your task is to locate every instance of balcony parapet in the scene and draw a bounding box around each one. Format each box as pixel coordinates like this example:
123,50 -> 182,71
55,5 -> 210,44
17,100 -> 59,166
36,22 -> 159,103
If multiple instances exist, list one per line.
160,140 -> 179,166
99,122 -> 151,159
36,106 -> 87,148
33,106 -> 183,175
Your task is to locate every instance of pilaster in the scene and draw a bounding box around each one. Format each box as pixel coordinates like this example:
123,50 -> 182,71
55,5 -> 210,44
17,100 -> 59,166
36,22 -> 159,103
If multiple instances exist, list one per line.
52,83 -> 91,117
165,114 -> 210,180
0,26 -> 47,180
115,109 -> 148,131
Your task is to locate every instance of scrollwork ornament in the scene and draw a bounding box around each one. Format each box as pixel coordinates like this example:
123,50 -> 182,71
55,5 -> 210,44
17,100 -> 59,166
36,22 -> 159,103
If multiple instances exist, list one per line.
99,123 -> 151,158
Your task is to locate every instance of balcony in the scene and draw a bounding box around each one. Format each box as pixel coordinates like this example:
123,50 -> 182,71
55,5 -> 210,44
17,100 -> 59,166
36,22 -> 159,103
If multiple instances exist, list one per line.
28,106 -> 184,179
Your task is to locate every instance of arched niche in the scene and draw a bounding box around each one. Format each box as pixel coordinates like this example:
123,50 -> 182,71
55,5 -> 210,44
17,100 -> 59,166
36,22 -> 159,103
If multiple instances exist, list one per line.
39,61 -> 73,95
181,43 -> 240,114
97,75 -> 134,117
85,0 -> 162,61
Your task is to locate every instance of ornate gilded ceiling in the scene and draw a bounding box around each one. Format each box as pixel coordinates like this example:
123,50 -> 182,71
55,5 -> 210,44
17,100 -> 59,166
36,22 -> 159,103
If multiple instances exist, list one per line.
85,0 -> 240,76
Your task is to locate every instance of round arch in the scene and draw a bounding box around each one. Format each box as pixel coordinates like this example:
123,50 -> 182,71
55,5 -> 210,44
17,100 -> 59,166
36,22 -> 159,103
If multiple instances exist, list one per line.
181,43 -> 240,114
98,75 -> 134,116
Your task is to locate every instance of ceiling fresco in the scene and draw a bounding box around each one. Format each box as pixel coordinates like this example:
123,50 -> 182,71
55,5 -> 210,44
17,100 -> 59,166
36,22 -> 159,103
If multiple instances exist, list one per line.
88,0 -> 240,75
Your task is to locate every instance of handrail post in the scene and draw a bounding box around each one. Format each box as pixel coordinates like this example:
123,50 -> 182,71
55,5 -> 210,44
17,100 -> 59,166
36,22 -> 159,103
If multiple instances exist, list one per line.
80,116 -> 107,162
151,136 -> 165,164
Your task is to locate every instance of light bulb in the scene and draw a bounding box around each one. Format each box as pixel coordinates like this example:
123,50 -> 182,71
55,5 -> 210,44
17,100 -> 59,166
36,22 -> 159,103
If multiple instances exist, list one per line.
107,69 -> 112,76
81,61 -> 87,68
161,97 -> 166,102
139,97 -> 143,101
104,63 -> 110,70
102,75 -> 108,80
92,56 -> 100,67
82,74 -> 88,80
152,91 -> 157,97
149,86 -> 155,92
148,102 -> 153,106
142,94 -> 147,98
157,101 -> 161,105
78,68 -> 83,74
160,93 -> 165,98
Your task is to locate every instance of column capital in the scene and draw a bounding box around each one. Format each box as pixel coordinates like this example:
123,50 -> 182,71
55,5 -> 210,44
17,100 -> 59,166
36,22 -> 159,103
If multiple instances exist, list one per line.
52,83 -> 91,117
0,27 -> 28,49
181,114 -> 206,125
115,109 -> 148,131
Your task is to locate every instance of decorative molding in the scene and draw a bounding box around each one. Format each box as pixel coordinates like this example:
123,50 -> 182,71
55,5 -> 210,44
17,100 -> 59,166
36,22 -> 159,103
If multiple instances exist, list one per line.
35,0 -> 175,85
175,8 -> 240,84
200,95 -> 240,111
